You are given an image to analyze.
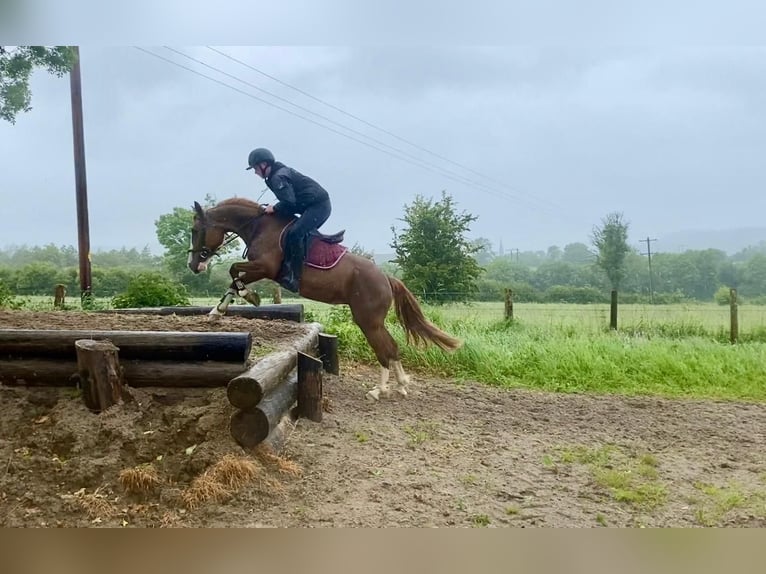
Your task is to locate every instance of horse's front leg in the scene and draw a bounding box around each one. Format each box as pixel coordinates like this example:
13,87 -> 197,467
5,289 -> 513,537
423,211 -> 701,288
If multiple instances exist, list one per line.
209,261 -> 271,320
231,261 -> 271,306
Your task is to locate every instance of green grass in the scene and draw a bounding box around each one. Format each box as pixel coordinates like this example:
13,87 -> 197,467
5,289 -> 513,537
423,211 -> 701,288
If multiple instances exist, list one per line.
6,297 -> 766,402
552,444 -> 668,512
310,302 -> 766,402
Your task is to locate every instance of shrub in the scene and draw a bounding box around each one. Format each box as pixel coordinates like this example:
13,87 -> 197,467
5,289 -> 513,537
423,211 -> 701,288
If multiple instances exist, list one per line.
714,286 -> 732,306
112,272 -> 190,308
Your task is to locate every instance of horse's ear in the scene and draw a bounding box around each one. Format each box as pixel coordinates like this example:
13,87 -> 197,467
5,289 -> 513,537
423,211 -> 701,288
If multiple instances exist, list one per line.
193,201 -> 205,219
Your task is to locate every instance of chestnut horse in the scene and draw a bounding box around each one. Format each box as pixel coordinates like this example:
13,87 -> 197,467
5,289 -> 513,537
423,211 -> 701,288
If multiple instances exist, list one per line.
187,197 -> 462,401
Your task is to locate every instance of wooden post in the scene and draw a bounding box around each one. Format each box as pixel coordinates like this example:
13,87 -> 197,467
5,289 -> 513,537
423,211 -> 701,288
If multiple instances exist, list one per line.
317,332 -> 339,375
730,288 -> 738,344
53,284 -> 67,308
610,289 -> 618,330
504,288 -> 514,321
273,285 -> 282,304
69,46 -> 92,304
74,339 -> 131,412
297,351 -> 323,422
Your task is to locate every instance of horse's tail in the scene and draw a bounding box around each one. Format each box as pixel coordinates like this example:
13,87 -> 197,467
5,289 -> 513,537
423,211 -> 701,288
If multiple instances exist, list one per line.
387,276 -> 463,352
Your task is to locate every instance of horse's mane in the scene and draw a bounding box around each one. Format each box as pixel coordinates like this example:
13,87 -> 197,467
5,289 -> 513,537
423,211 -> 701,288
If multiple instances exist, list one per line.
216,196 -> 262,210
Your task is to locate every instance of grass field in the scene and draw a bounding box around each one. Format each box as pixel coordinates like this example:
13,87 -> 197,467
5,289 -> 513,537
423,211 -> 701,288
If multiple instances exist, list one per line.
7,296 -> 766,402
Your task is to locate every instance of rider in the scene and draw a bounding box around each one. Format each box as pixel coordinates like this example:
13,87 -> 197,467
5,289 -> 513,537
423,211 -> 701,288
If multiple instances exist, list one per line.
247,147 -> 332,292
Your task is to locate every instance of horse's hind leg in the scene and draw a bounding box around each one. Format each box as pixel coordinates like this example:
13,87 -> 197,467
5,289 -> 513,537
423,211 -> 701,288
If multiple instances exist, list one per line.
391,360 -> 412,397
352,317 -> 400,402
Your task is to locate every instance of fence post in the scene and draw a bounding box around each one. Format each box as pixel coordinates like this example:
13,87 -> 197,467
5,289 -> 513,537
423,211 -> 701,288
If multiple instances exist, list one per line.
730,288 -> 738,344
610,289 -> 618,330
504,288 -> 514,321
53,284 -> 67,308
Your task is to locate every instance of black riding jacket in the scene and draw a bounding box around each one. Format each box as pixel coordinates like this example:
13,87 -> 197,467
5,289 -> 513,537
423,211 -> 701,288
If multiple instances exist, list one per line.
265,162 -> 330,217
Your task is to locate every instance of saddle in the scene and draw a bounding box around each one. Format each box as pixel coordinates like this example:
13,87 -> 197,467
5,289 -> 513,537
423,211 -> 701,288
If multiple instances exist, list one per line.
308,228 -> 345,244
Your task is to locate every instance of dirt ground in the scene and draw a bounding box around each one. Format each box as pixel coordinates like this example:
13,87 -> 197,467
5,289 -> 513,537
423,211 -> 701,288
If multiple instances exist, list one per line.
1,309 -> 765,528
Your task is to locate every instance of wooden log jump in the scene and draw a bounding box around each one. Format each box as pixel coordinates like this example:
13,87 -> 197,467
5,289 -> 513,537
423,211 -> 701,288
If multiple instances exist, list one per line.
226,322 -> 322,410
0,329 -> 252,363
96,304 -> 304,323
0,358 -> 249,388
229,352 -> 325,449
230,371 -> 298,448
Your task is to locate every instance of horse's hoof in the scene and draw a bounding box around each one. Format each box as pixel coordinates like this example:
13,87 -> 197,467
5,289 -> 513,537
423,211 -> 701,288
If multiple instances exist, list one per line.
207,313 -> 222,323
242,292 -> 261,306
396,386 -> 408,397
366,389 -> 380,402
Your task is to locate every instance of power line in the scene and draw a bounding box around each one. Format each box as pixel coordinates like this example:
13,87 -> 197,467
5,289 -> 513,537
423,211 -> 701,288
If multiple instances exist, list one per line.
160,46 -> 556,213
206,46 -> 561,212
134,47 -> 526,207
205,45 -> 564,213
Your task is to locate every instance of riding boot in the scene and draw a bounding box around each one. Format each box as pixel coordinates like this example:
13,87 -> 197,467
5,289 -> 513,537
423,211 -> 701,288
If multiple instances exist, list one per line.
279,237 -> 303,292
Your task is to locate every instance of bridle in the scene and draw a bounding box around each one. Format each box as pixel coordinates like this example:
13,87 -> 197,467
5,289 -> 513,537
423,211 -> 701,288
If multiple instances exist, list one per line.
188,216 -> 257,261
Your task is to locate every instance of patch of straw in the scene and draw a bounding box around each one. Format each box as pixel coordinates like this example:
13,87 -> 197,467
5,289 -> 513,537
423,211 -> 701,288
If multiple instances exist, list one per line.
71,488 -> 117,519
119,464 -> 162,494
253,446 -> 303,478
181,454 -> 260,509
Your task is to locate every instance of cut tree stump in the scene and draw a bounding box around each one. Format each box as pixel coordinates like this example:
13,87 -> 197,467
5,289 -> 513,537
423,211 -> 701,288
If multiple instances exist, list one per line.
227,322 -> 322,409
317,332 -> 339,375
75,339 -> 131,412
229,371 -> 298,448
297,351 -> 323,422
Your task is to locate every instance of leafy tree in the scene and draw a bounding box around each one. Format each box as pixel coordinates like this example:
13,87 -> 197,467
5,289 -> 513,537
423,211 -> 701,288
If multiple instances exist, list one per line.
390,191 -> 482,304
562,242 -> 594,265
591,212 -> 631,290
1,46 -> 77,124
470,237 -> 495,265
740,254 -> 766,298
154,194 -> 238,288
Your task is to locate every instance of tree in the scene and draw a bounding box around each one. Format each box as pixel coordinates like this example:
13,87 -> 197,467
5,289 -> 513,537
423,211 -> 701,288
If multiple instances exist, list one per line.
154,194 -> 237,287
591,212 -> 631,329
390,191 -> 482,304
562,242 -> 595,265
1,46 -> 77,124
470,237 -> 495,265
591,212 -> 631,290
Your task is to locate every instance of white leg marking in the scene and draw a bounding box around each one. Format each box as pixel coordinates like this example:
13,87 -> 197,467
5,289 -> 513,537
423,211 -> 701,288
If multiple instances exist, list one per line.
366,366 -> 391,402
392,361 -> 411,397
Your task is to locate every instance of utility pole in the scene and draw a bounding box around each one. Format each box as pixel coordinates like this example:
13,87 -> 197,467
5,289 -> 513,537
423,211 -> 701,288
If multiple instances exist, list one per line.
513,248 -> 520,263
639,236 -> 657,304
69,46 -> 92,305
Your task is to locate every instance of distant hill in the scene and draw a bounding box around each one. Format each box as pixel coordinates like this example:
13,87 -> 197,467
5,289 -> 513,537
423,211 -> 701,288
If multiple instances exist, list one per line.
654,227 -> 766,255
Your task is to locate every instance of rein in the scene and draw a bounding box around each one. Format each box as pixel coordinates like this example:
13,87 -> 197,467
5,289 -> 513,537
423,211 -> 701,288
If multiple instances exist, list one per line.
189,210 -> 261,261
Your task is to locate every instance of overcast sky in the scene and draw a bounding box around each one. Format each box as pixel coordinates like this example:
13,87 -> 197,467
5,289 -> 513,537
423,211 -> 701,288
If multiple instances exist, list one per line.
1,45 -> 765,256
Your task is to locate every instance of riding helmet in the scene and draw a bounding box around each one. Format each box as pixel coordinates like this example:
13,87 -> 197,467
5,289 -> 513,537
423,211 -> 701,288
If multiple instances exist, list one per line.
246,147 -> 275,170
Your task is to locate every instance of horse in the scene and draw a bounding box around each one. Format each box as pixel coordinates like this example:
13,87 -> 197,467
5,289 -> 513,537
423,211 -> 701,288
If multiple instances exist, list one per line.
187,197 -> 462,402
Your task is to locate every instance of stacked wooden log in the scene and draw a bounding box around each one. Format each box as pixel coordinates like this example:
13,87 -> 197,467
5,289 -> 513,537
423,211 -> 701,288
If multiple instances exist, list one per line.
0,329 -> 253,412
226,323 -> 337,453
96,304 -> 304,323
0,319 -> 341,453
